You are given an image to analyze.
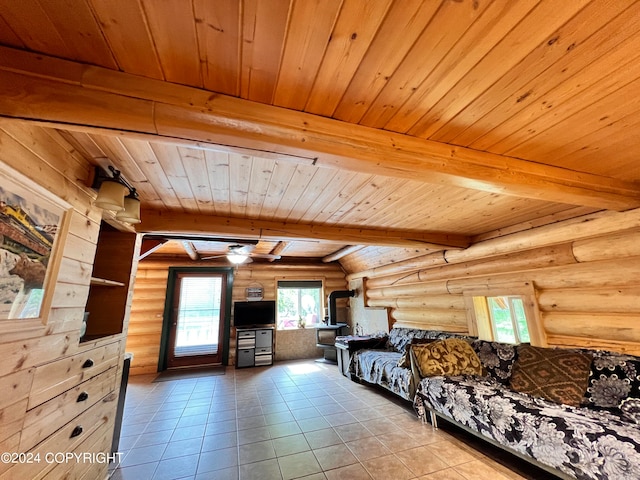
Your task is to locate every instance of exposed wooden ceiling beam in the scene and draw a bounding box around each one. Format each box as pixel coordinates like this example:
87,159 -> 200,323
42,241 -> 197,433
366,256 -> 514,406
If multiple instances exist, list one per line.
0,47 -> 639,211
322,245 -> 365,263
138,210 -> 471,249
138,237 -> 168,260
182,241 -> 200,261
269,241 -> 289,262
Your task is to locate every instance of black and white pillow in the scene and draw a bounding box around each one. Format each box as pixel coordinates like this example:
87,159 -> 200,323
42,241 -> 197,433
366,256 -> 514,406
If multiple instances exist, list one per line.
472,340 -> 518,385
584,352 -> 640,409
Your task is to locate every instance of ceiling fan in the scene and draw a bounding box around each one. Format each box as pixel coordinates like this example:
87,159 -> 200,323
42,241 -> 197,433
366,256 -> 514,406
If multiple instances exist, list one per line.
201,244 -> 281,264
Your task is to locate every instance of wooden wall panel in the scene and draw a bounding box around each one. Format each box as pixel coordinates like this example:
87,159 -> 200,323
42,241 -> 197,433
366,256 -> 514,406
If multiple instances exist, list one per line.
0,120 -> 131,479
126,259 -> 348,375
346,223 -> 640,355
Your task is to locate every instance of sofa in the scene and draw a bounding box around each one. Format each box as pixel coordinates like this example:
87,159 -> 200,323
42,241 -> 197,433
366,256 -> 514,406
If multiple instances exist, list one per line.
346,327 -> 468,400
347,326 -> 640,480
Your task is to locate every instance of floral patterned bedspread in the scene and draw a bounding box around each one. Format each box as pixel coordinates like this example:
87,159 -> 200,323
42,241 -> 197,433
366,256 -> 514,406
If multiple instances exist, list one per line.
414,375 -> 640,480
349,329 -> 470,401
351,350 -> 413,400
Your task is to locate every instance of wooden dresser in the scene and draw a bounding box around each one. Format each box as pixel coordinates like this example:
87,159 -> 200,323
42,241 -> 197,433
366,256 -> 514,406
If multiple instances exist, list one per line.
2,341 -> 120,479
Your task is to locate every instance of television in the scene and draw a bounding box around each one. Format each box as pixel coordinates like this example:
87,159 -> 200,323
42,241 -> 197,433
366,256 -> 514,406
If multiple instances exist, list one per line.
233,300 -> 276,327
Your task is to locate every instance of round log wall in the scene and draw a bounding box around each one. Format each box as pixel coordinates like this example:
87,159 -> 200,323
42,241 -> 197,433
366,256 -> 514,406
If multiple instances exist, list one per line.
126,259 -> 347,375
347,223 -> 640,355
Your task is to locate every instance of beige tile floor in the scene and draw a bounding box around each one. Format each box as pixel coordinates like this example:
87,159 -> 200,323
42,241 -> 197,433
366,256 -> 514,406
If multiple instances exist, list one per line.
110,359 -> 557,480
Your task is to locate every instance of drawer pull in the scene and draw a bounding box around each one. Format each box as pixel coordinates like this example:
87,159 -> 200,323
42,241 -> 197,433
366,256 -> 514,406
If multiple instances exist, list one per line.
82,359 -> 94,368
77,391 -> 89,402
70,425 -> 83,438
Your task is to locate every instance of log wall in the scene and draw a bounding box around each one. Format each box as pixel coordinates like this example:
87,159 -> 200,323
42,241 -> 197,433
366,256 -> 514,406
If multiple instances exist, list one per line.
345,211 -> 640,355
127,258 -> 348,375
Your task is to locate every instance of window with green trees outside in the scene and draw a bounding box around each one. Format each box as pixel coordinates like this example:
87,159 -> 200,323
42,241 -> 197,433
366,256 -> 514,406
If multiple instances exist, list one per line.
276,280 -> 323,330
486,296 -> 530,344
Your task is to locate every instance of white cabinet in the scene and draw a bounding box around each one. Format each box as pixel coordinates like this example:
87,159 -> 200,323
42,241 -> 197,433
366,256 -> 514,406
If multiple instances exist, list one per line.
236,328 -> 274,368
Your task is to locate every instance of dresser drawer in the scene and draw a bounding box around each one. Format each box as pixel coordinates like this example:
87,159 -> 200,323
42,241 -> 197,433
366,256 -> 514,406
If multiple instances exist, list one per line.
0,399 -> 28,450
236,348 -> 255,368
255,354 -> 273,366
29,341 -> 120,409
0,391 -> 117,480
20,366 -> 117,452
0,433 -> 19,476
43,418 -> 113,480
255,329 -> 273,349
237,330 -> 256,339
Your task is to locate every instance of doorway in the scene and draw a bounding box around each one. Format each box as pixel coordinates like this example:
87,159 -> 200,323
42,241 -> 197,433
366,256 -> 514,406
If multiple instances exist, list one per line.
161,268 -> 233,369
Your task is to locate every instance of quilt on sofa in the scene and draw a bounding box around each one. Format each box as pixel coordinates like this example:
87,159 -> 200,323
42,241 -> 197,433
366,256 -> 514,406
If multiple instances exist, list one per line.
349,328 -> 465,400
411,340 -> 640,480
351,350 -> 413,400
415,375 -> 640,480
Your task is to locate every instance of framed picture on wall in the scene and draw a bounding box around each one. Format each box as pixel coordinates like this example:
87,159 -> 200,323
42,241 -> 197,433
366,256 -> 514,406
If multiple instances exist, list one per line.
0,162 -> 70,323
246,286 -> 264,301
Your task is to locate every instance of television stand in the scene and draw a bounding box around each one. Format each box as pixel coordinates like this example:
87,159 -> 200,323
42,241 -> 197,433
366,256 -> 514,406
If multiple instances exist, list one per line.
236,327 -> 274,368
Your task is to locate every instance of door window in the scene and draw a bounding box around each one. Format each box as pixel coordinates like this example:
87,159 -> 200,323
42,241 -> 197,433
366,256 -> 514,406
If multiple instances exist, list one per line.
166,272 -> 228,368
174,275 -> 223,356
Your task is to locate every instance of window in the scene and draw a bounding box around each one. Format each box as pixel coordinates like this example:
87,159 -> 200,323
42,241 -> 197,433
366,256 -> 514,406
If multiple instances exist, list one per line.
277,280 -> 323,329
466,283 -> 543,346
175,275 -> 223,356
484,295 -> 530,344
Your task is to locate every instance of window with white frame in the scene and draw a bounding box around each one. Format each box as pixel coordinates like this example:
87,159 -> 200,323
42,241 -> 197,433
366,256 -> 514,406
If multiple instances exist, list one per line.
473,295 -> 531,344
276,280 -> 323,330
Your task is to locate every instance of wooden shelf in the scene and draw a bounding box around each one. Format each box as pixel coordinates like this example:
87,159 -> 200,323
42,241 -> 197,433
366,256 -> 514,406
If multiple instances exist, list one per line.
90,276 -> 126,287
83,222 -> 138,342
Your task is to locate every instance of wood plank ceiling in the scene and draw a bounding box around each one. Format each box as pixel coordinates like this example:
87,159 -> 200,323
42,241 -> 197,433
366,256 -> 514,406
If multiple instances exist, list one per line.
1,0 -> 639,264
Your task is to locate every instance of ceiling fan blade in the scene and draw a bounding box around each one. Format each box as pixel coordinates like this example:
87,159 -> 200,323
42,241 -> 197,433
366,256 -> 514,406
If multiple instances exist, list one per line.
200,254 -> 227,260
249,253 -> 281,260
198,245 -> 277,262
229,244 -> 256,254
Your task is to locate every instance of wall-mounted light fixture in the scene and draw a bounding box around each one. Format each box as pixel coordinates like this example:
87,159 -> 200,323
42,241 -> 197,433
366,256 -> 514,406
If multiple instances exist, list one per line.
90,165 -> 141,224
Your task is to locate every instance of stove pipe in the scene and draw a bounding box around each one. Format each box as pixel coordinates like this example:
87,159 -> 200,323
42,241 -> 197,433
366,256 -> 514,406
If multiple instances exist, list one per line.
327,290 -> 355,325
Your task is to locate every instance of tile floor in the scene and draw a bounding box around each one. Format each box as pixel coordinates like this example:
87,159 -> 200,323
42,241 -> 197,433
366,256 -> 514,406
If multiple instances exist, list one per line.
110,360 -> 555,480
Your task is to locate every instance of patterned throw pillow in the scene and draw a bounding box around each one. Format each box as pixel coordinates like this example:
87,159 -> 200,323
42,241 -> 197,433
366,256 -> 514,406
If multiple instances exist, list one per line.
397,338 -> 436,368
472,340 -> 518,385
583,352 -> 640,410
510,345 -> 592,407
412,338 -> 483,378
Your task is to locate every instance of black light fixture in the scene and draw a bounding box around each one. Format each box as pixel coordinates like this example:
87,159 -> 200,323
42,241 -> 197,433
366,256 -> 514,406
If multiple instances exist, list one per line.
90,165 -> 141,224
